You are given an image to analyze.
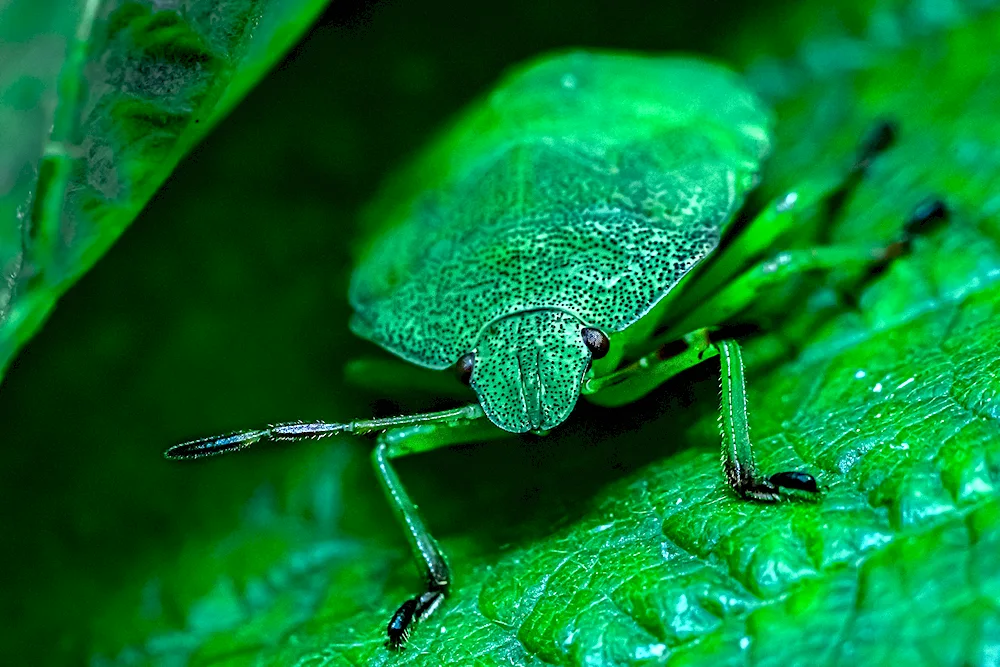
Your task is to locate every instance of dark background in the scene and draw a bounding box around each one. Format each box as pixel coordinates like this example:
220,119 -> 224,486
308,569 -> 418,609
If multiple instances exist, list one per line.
0,0 -> 816,661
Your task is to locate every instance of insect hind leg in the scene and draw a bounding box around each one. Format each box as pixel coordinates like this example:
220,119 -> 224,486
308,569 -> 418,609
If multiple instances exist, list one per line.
854,197 -> 949,285
666,195 -> 951,338
817,118 -> 898,233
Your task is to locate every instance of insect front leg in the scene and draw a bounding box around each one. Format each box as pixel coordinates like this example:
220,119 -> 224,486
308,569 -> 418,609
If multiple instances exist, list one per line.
716,338 -> 818,501
165,403 -> 509,648
582,331 -> 818,501
582,328 -> 717,406
372,417 -> 513,649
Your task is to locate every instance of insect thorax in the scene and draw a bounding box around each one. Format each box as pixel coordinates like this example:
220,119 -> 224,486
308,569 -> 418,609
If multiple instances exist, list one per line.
349,52 -> 770,375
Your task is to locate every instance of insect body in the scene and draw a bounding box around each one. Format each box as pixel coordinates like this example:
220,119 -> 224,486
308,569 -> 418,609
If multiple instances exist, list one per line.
167,51 -> 941,648
349,52 -> 768,433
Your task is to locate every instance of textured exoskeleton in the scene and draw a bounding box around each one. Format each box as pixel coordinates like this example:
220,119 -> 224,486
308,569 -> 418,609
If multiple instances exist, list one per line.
350,53 -> 769,432
168,50 -> 941,649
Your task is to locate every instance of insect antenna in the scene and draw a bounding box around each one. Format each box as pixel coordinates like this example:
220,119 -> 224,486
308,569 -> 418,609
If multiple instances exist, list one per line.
164,422 -> 348,459
164,404 -> 486,460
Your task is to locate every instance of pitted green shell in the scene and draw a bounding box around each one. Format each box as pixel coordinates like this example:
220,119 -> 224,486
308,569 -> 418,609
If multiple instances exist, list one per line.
348,51 -> 771,432
472,310 -> 591,433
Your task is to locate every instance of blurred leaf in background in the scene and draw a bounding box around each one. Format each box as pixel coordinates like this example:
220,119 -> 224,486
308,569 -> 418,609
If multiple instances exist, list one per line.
2,0 -> 1000,666
0,0 -> 330,377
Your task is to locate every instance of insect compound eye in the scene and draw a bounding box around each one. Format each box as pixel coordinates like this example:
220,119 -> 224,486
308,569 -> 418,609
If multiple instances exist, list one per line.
454,352 -> 475,385
581,327 -> 610,360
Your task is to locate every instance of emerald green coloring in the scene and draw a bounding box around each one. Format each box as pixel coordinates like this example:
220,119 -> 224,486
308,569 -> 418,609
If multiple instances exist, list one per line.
166,50 -> 934,648
349,51 -> 770,432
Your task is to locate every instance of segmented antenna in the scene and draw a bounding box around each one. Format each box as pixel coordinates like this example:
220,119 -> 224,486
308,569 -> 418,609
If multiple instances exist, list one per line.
164,404 -> 486,460
164,422 -> 346,459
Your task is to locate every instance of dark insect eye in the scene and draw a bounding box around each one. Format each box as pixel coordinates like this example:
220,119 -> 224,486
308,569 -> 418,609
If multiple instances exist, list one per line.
581,327 -> 610,360
455,352 -> 475,385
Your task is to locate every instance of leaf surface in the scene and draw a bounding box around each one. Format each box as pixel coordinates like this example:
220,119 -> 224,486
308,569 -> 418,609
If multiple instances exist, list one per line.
246,6 -> 1000,665
9,2 -> 1000,666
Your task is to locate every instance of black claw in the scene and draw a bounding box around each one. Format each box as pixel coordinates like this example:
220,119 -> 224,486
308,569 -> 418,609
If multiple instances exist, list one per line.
385,589 -> 446,650
386,598 -> 419,650
856,197 -> 950,289
855,119 -> 898,168
768,470 -> 819,493
903,197 -> 949,238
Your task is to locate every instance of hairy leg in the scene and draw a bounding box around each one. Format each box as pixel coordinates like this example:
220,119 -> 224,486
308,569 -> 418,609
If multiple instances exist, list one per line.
165,403 -> 510,648
583,332 -> 817,500
373,417 -> 511,648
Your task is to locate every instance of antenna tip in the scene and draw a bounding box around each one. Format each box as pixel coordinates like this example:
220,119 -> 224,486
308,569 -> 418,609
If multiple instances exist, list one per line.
164,430 -> 267,460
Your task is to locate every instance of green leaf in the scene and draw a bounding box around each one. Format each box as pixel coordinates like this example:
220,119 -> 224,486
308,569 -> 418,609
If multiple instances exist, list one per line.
10,2 -> 1000,666
0,0 -> 329,378
245,7 -> 1000,665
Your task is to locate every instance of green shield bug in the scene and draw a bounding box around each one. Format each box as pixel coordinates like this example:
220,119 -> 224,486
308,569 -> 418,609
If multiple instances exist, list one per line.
166,51 -> 947,648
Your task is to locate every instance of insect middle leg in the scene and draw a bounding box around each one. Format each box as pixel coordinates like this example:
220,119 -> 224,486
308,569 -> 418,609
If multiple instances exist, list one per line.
667,121 -> 899,319
582,331 -> 816,501
666,197 -> 949,337
585,197 -> 948,410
